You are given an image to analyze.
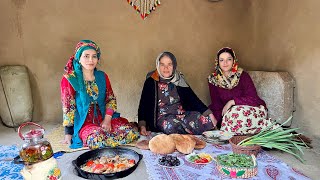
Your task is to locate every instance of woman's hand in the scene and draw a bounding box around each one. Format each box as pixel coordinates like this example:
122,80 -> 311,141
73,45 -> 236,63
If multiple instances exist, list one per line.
222,100 -> 235,116
140,126 -> 151,136
209,113 -> 218,127
61,134 -> 72,145
101,115 -> 112,132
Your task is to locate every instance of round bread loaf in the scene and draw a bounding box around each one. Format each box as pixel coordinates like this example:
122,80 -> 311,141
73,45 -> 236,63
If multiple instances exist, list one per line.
169,134 -> 196,154
192,136 -> 206,149
149,134 -> 175,154
135,140 -> 150,150
168,134 -> 181,144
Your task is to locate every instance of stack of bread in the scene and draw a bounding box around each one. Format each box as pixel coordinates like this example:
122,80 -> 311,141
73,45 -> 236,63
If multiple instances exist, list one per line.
146,134 -> 206,154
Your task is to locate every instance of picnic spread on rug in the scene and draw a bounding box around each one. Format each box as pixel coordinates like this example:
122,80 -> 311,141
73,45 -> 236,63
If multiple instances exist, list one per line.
0,120 -> 312,180
0,38 -> 310,180
137,123 -> 310,180
140,142 -> 310,180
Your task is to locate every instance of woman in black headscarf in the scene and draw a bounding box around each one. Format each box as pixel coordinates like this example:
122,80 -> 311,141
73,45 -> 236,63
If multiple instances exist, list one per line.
138,52 -> 217,135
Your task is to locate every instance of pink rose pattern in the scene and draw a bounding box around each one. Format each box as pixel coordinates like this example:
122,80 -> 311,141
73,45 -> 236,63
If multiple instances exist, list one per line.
220,105 -> 274,135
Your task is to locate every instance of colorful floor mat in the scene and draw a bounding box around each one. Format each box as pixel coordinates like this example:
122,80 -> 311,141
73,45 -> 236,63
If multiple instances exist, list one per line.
46,125 -> 138,153
0,145 -> 23,180
141,143 -> 310,180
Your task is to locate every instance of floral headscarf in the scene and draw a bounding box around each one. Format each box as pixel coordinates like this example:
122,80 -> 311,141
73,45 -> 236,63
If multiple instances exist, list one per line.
64,40 -> 100,76
149,51 -> 189,87
208,47 -> 243,89
63,40 -> 101,91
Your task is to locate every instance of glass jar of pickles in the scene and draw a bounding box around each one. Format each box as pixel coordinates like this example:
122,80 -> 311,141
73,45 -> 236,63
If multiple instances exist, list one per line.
18,122 -> 53,164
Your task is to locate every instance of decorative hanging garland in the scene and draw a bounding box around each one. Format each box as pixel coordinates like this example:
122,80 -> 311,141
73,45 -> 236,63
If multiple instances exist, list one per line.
127,0 -> 161,20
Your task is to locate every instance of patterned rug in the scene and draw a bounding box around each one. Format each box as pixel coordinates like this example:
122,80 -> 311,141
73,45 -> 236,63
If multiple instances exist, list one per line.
0,145 -> 23,180
141,144 -> 311,180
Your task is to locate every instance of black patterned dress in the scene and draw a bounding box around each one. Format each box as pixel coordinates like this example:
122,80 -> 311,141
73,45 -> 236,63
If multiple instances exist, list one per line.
156,82 -> 214,135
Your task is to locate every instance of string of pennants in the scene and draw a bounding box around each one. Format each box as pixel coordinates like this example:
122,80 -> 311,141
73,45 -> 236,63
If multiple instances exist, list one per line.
127,0 -> 161,20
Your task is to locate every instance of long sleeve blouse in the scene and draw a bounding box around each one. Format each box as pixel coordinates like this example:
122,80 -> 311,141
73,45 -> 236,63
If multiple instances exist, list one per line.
138,77 -> 211,132
208,71 -> 266,124
61,73 -> 117,134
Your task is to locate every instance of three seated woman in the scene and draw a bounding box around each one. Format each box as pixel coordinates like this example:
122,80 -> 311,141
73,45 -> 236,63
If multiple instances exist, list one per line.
61,40 -> 272,149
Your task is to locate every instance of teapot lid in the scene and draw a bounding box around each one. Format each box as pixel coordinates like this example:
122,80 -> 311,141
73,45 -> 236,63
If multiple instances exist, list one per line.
18,122 -> 45,140
23,129 -> 44,140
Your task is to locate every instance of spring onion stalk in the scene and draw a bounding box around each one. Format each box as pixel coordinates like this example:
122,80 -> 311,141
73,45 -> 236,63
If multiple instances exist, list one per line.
237,116 -> 308,162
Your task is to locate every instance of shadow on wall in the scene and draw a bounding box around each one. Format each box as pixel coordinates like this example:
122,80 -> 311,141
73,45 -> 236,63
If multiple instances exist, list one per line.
12,0 -> 26,38
12,0 -> 26,9
28,68 -> 43,123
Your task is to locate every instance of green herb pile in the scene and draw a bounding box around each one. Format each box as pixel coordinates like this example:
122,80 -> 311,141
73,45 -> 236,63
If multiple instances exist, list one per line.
217,154 -> 254,167
237,116 -> 308,162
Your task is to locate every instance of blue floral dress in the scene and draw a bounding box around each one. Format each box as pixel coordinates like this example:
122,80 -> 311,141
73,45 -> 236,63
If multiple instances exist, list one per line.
157,82 -> 214,135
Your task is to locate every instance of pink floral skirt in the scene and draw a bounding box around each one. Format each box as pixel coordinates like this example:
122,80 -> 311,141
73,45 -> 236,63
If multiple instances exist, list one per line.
220,105 -> 274,135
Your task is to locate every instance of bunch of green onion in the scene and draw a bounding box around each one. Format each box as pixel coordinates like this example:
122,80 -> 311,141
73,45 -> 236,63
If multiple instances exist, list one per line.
237,116 -> 308,162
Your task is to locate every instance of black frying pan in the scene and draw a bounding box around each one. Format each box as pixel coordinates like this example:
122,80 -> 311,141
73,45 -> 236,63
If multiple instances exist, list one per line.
72,147 -> 143,179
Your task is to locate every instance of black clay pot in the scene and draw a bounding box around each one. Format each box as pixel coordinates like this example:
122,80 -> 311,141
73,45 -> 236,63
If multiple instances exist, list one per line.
72,147 -> 143,179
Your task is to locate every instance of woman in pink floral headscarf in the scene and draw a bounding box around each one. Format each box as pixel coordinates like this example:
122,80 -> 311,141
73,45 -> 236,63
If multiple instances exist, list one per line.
208,47 -> 274,135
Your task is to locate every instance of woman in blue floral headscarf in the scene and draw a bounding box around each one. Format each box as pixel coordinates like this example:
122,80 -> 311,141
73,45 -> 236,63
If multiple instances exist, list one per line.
61,40 -> 138,149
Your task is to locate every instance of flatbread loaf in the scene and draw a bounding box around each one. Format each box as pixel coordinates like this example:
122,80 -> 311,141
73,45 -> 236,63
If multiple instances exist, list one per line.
135,140 -> 150,150
149,134 -> 175,154
169,134 -> 196,154
191,136 -> 206,149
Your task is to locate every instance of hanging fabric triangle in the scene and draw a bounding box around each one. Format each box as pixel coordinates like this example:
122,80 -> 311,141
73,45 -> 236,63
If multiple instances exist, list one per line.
127,0 -> 161,20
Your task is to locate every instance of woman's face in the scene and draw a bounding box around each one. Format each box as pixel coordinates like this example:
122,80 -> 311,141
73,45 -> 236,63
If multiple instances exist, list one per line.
218,52 -> 234,74
159,56 -> 174,78
79,49 -> 98,71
